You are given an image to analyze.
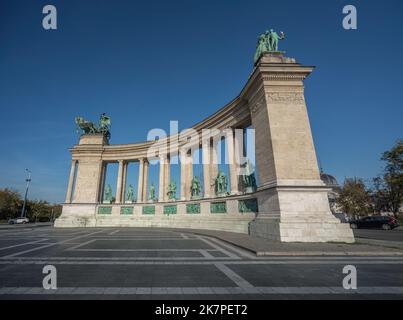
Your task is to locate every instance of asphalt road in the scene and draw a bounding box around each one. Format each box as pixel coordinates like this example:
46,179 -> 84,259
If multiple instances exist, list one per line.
0,227 -> 402,300
354,228 -> 403,242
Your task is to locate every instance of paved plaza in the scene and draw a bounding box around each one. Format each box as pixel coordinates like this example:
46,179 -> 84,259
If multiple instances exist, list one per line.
0,226 -> 403,299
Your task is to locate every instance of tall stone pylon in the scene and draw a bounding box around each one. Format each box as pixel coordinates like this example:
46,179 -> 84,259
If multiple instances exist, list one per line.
245,53 -> 354,242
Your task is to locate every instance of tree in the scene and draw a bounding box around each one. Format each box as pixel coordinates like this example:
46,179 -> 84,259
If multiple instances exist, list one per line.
26,200 -> 52,222
0,189 -> 21,220
373,140 -> 403,217
337,178 -> 373,217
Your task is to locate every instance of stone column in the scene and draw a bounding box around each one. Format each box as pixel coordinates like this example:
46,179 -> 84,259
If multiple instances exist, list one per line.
202,140 -> 211,198
185,152 -> 193,199
142,160 -> 149,202
158,154 -> 165,202
137,158 -> 144,202
65,160 -> 77,203
122,162 -> 128,202
227,130 -> 239,195
98,162 -> 107,203
180,150 -> 186,200
164,155 -> 170,201
115,160 -> 124,203
210,140 -> 218,195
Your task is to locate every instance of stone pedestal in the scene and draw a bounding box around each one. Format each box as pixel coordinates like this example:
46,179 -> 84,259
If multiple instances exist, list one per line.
245,53 -> 354,243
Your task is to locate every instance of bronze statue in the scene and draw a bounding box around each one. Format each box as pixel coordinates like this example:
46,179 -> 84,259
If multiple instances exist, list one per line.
75,113 -> 111,140
190,176 -> 202,199
103,184 -> 113,203
215,171 -> 228,197
149,183 -> 156,202
242,160 -> 257,193
126,184 -> 134,203
167,181 -> 177,200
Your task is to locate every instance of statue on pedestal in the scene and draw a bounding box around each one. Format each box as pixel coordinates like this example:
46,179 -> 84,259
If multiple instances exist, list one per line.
167,181 -> 177,201
267,29 -> 285,52
241,160 -> 257,193
254,29 -> 285,64
215,171 -> 228,197
75,113 -> 111,140
126,184 -> 134,203
103,184 -> 113,203
149,183 -> 156,202
191,176 -> 202,199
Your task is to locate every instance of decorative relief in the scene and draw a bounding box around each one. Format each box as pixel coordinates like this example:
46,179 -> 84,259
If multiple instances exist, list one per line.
120,207 -> 134,215
250,102 -> 262,114
266,92 -> 305,103
250,95 -> 265,114
164,205 -> 177,215
186,203 -> 200,214
238,199 -> 259,213
98,206 -> 112,215
210,202 -> 227,214
142,206 -> 155,215
262,73 -> 307,81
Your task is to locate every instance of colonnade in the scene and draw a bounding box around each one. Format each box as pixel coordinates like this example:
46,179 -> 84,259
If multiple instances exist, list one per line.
66,131 -> 246,204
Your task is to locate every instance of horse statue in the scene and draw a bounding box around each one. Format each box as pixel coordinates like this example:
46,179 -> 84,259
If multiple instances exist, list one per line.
75,113 -> 111,139
75,116 -> 97,135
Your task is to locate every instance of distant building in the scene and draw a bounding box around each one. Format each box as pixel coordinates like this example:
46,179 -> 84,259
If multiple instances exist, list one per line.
320,172 -> 342,214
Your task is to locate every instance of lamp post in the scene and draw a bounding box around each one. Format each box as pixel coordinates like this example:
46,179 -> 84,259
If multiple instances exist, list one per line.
20,169 -> 32,218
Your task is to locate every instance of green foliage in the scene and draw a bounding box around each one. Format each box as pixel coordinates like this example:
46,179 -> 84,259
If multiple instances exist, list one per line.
372,140 -> 403,217
337,178 -> 372,216
0,188 -> 21,220
0,188 -> 61,222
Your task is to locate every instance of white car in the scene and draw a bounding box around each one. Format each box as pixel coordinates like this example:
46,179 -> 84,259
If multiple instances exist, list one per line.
8,217 -> 29,224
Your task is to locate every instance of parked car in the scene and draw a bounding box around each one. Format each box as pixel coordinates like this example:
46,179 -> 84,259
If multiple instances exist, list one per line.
350,216 -> 399,230
8,217 -> 29,225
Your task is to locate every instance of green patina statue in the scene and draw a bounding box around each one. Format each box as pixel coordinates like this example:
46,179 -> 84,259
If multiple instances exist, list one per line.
190,176 -> 202,199
167,181 -> 177,201
215,171 -> 228,197
242,160 -> 257,193
254,29 -> 285,64
149,183 -> 156,202
103,184 -> 113,203
126,184 -> 134,203
75,113 -> 111,140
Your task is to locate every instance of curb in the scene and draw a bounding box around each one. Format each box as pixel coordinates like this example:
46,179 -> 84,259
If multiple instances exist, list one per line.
176,228 -> 403,257
0,223 -> 53,230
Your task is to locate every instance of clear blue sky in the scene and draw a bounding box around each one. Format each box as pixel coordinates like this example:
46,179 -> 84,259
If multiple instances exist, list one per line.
0,0 -> 402,203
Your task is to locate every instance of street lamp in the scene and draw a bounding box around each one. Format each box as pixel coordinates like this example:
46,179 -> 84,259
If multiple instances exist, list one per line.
20,169 -> 32,218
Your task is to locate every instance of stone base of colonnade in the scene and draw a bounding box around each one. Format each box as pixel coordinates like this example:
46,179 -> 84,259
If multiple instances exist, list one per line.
249,185 -> 355,243
55,188 -> 355,243
55,197 -> 258,234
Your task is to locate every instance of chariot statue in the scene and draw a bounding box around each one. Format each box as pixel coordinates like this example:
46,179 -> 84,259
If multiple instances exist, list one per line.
75,113 -> 111,140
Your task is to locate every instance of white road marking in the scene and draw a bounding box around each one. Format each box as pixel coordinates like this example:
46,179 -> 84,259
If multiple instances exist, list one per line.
3,230 -> 105,258
214,263 -> 256,292
195,236 -> 240,259
1,286 -> 402,295
0,239 -> 48,251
